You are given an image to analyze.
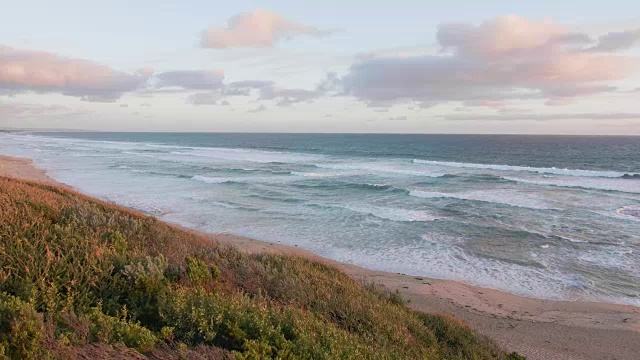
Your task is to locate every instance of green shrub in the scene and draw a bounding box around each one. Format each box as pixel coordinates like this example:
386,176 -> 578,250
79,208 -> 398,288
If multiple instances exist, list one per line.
87,306 -> 158,353
507,352 -> 528,360
0,293 -> 47,360
364,282 -> 406,306
185,255 -> 219,286
105,230 -> 128,255
418,313 -> 515,359
158,287 -> 376,359
103,255 -> 170,326
122,255 -> 169,293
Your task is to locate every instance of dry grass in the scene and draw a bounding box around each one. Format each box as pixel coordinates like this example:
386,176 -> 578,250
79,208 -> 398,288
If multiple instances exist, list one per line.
0,177 -> 524,359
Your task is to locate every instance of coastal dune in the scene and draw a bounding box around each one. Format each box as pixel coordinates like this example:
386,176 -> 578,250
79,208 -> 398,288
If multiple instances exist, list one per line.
1,155 -> 639,360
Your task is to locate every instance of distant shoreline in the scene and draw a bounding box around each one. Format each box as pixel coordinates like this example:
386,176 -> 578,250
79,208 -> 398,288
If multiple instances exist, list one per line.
2,129 -> 640,137
2,154 -> 639,360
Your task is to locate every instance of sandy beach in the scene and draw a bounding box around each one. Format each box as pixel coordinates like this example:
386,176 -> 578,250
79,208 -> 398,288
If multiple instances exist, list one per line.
2,154 -> 639,360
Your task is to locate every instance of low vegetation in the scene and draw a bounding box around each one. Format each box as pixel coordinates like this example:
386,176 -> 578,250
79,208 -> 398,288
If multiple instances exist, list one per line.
0,176 -> 524,359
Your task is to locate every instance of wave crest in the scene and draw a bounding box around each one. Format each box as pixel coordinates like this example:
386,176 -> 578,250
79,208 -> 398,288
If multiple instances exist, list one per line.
413,159 -> 633,178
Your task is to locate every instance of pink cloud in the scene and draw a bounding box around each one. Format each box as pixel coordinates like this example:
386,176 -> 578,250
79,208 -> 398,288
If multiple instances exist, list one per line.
0,46 -> 150,102
327,15 -> 638,107
201,9 -> 329,49
437,15 -> 567,57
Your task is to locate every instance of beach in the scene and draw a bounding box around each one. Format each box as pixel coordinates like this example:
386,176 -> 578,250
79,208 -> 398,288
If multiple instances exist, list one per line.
2,153 -> 639,360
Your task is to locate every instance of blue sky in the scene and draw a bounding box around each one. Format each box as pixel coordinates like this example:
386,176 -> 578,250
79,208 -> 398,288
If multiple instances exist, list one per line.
1,1 -> 639,133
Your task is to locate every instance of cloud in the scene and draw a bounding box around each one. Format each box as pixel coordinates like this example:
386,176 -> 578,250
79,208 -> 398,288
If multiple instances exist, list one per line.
248,104 -> 267,113
0,101 -> 89,118
224,80 -> 274,95
0,45 -> 150,101
326,15 -> 637,107
588,29 -> 640,52
259,86 -> 320,106
221,79 -> 321,106
201,9 -> 329,48
154,69 -> 224,90
441,112 -> 640,121
227,80 -> 275,89
187,92 -> 221,105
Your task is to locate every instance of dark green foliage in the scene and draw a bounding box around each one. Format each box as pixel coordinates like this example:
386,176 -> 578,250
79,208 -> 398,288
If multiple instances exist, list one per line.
0,293 -> 47,359
87,305 -> 158,352
185,255 -> 218,286
0,177 -> 524,359
158,287 -> 379,359
506,352 -> 528,360
418,313 -> 515,359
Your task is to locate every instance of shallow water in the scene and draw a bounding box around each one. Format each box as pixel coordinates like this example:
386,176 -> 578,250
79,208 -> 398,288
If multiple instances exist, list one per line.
2,132 -> 639,305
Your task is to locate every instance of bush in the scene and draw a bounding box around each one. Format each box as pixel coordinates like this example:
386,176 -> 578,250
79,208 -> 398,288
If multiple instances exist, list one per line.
185,256 -> 219,287
122,255 -> 169,294
0,293 -> 47,359
87,306 -> 158,353
158,287 -> 375,359
103,255 -> 170,326
418,313 -> 515,359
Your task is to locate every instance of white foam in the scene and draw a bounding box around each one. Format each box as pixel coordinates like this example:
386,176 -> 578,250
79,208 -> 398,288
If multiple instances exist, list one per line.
503,176 -> 640,194
191,174 -> 299,185
325,238 -> 596,303
191,175 -> 227,184
413,159 -> 630,178
600,206 -> 640,222
170,147 -> 323,164
409,189 -> 558,210
346,205 -> 439,222
317,161 -> 447,177
290,171 -> 338,178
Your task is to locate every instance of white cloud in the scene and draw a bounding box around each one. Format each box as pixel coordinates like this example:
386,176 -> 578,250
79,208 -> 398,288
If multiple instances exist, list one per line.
187,92 -> 222,105
248,104 -> 267,113
259,86 -> 320,106
0,101 -> 90,119
154,69 -> 224,90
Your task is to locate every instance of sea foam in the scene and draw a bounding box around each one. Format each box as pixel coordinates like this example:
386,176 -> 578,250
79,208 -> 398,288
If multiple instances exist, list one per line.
412,159 -> 632,178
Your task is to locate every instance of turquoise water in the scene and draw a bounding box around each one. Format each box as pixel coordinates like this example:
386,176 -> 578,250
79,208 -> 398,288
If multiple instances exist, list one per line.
2,132 -> 639,305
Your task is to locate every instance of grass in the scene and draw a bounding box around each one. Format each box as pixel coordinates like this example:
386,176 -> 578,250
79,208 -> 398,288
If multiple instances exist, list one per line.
0,176 -> 525,359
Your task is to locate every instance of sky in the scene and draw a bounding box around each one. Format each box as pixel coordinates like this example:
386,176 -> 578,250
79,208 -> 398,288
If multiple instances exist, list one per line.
1,0 -> 639,134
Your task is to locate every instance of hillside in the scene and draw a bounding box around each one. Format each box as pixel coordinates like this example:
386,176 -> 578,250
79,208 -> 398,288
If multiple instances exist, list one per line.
0,176 -> 523,359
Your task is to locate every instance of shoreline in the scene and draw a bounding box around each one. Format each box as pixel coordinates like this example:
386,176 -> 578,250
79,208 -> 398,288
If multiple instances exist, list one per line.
2,154 -> 639,360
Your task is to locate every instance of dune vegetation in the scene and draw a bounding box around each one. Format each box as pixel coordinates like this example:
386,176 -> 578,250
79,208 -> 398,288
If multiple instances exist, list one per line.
0,176 -> 525,359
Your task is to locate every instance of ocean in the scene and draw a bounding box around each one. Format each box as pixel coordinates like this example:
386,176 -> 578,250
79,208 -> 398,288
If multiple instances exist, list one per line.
1,132 -> 639,305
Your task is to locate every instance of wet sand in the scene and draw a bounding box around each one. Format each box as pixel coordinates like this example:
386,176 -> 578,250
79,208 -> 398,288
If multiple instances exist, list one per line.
2,154 -> 639,360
